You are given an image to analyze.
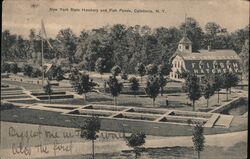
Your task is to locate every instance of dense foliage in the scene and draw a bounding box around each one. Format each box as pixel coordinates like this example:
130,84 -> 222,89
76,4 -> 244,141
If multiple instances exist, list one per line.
2,19 -> 249,76
192,124 -> 205,159
185,74 -> 202,111
126,132 -> 146,159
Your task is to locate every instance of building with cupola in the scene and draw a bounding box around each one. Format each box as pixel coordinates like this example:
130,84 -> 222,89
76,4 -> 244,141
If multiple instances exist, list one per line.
169,35 -> 242,82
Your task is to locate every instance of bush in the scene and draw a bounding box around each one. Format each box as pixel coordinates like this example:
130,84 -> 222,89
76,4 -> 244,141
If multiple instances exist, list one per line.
9,63 -> 19,74
23,64 -> 33,77
31,68 -> 42,78
111,65 -> 121,76
1,63 -> 11,73
146,64 -> 158,75
121,72 -> 128,80
47,65 -> 64,81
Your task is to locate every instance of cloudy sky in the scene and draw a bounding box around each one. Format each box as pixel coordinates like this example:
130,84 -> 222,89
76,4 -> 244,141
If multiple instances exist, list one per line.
3,0 -> 249,38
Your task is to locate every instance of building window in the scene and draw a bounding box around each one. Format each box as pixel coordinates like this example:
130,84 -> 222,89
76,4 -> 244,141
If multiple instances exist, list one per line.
185,45 -> 189,50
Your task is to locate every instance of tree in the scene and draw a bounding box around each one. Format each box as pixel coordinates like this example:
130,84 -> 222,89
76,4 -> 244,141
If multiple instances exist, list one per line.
222,72 -> 239,101
157,63 -> 172,76
192,124 -> 205,159
55,28 -> 77,70
72,73 -> 97,100
107,76 -> 123,105
146,64 -> 158,76
23,64 -> 33,77
121,72 -> 128,80
111,65 -> 121,77
145,77 -> 160,107
129,77 -> 140,97
135,63 -> 146,83
202,78 -> 215,107
31,68 -> 42,78
229,25 -> 249,53
205,22 -> 222,36
80,116 -> 101,159
9,63 -> 19,74
239,40 -> 249,80
2,30 -> 17,61
69,67 -> 79,84
185,74 -> 202,111
1,63 -> 11,73
158,74 -> 167,96
125,132 -> 146,159
55,66 -> 64,81
47,65 -> 64,81
180,17 -> 204,52
212,73 -> 223,104
43,80 -> 53,103
95,57 -> 106,79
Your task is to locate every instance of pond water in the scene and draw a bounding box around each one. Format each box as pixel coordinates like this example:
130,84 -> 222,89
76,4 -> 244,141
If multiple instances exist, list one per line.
222,98 -> 248,116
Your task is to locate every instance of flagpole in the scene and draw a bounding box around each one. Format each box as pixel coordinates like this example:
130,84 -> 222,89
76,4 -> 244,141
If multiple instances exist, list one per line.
41,22 -> 44,87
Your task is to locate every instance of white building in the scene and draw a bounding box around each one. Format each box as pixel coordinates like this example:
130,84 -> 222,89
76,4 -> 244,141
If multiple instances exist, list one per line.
170,35 -> 242,82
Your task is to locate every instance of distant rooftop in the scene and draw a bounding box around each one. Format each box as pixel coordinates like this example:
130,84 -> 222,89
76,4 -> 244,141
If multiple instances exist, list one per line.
175,49 -> 241,61
179,36 -> 192,44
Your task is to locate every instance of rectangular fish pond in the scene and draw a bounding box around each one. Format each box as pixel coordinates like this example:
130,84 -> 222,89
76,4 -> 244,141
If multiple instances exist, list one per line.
220,97 -> 248,116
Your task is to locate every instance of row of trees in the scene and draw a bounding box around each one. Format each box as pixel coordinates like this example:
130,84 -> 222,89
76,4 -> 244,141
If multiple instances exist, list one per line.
69,62 -> 240,109
69,64 -> 168,107
80,115 -> 205,159
2,18 -> 249,75
184,72 -> 240,111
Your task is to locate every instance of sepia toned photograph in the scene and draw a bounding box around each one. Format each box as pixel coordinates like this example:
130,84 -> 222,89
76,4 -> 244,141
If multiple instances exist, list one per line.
1,0 -> 249,158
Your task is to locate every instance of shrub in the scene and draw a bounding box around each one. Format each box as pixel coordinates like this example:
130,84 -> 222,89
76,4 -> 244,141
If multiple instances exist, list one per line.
9,63 -> 19,74
31,68 -> 42,78
1,63 -> 11,73
111,65 -> 121,77
23,64 -> 33,77
146,64 -> 158,75
121,72 -> 128,80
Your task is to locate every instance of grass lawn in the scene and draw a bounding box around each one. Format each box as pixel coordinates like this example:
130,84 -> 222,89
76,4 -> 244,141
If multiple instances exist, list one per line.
2,79 -> 43,90
2,77 -> 244,113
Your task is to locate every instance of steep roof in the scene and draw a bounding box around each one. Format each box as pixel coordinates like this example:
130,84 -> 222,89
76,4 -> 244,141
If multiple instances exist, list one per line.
179,36 -> 192,44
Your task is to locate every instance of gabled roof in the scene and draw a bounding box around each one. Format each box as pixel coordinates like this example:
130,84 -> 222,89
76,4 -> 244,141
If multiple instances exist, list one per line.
179,36 -> 192,44
181,50 -> 241,61
43,63 -> 53,73
171,49 -> 241,61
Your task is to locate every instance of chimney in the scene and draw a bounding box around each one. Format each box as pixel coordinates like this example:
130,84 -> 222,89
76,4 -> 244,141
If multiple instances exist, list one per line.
208,45 -> 212,51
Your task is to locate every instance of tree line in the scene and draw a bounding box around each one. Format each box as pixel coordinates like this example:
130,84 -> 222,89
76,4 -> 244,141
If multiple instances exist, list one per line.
2,18 -> 249,75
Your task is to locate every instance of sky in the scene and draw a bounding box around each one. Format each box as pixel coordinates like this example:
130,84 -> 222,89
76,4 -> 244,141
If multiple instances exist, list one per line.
2,0 -> 249,38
